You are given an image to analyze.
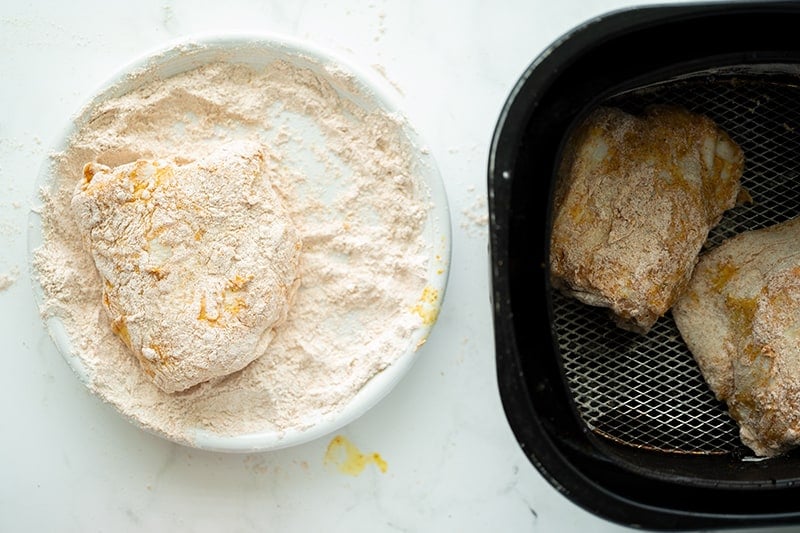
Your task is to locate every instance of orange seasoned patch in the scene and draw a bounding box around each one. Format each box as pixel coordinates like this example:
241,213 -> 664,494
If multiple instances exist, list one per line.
411,286 -> 440,326
197,293 -> 218,324
712,260 -> 739,292
110,316 -> 131,349
324,435 -> 387,476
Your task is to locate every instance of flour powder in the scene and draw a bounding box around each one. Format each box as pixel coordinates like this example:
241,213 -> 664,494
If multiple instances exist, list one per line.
32,50 -> 435,445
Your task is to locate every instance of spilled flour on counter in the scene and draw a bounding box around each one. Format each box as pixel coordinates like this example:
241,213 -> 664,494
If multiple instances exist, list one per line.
32,55 -> 436,444
460,186 -> 488,238
0,267 -> 18,291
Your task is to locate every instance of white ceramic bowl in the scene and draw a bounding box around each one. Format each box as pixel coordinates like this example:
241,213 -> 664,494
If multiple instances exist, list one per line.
28,34 -> 450,452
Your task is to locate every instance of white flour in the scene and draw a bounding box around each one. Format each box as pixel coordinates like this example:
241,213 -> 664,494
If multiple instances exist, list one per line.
0,267 -> 18,291
32,54 -> 435,445
71,143 -> 302,393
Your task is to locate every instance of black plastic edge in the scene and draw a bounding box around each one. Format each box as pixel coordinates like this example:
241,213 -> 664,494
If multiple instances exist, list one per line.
489,1 -> 800,529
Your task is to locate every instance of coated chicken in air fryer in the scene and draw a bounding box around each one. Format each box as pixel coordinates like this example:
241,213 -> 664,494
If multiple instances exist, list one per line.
673,216 -> 800,457
549,105 -> 744,333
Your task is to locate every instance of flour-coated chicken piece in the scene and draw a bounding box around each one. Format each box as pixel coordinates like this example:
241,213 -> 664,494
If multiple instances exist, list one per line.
673,216 -> 800,457
71,141 -> 302,393
550,105 -> 744,333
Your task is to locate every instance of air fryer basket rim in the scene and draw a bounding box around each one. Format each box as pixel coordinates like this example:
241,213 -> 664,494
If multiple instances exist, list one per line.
489,1 -> 800,529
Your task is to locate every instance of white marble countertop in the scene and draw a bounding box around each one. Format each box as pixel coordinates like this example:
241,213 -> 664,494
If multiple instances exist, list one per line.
2,1 -> 797,532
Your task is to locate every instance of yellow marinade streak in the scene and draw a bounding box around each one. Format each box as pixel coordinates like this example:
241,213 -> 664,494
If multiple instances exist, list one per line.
324,435 -> 388,476
411,286 -> 440,326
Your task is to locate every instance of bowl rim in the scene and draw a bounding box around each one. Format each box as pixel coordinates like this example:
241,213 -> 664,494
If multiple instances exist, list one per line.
29,31 -> 451,453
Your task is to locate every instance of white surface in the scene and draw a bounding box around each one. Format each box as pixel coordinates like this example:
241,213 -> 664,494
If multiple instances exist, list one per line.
0,1 -> 795,532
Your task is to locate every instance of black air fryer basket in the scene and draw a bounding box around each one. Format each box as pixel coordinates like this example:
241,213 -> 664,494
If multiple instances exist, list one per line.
489,2 -> 800,530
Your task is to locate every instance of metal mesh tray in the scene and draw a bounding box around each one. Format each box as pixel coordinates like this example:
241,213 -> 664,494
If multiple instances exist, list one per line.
553,73 -> 800,455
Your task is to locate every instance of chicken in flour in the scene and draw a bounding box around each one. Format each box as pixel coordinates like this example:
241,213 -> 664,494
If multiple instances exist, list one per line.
70,141 -> 302,393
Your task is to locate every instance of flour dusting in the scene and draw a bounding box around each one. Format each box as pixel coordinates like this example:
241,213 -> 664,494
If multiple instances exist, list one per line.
71,142 -> 302,393
461,187 -> 488,238
31,51 -> 438,445
0,267 -> 18,291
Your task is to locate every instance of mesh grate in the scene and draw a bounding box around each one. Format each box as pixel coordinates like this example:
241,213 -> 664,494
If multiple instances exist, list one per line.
553,74 -> 800,454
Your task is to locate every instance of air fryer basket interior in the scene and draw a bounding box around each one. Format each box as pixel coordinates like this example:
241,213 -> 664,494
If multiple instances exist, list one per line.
557,69 -> 800,456
490,2 -> 800,530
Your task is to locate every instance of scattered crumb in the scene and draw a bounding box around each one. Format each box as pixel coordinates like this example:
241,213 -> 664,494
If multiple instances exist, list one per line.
0,267 -> 19,291
244,455 -> 270,475
0,219 -> 18,236
370,63 -> 404,97
460,192 -> 488,238
373,11 -> 386,42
